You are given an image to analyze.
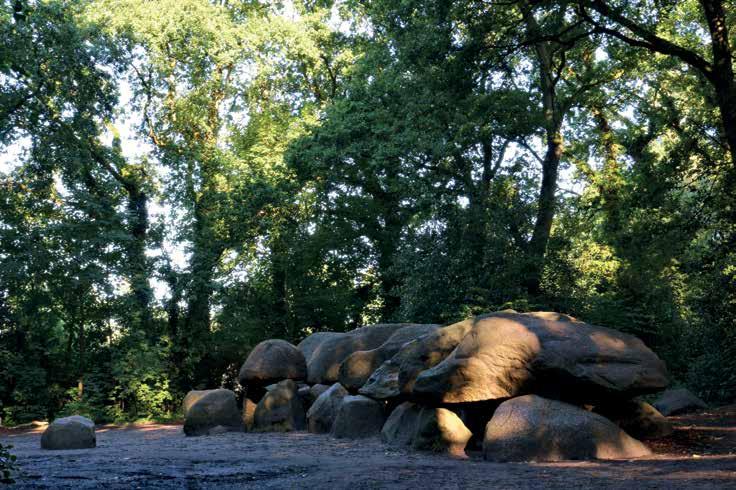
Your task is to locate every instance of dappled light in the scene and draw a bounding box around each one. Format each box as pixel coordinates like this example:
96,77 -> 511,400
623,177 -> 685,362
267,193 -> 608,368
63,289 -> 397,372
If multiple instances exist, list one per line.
1,0 -> 734,486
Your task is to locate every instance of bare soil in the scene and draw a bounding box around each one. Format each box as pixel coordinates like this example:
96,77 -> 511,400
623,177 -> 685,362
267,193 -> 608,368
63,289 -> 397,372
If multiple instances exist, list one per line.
2,405 -> 736,489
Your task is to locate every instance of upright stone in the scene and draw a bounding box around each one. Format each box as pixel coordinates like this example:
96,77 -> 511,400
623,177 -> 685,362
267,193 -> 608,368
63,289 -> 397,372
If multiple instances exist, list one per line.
183,389 -> 243,436
412,407 -> 472,457
253,379 -> 306,431
331,395 -> 385,439
307,383 -> 349,433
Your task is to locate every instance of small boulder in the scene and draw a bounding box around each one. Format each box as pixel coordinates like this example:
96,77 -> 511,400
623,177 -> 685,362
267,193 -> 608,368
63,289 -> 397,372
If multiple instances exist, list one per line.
307,383 -> 349,433
414,311 -> 668,404
339,324 -> 440,391
183,389 -> 243,437
309,383 -> 331,401
41,415 -> 96,450
483,395 -> 651,461
653,388 -> 708,416
242,397 -> 258,431
381,402 -> 472,457
253,379 -> 306,431
332,395 -> 385,439
596,400 -> 673,439
238,339 -> 307,389
413,407 -> 472,457
381,402 -> 422,447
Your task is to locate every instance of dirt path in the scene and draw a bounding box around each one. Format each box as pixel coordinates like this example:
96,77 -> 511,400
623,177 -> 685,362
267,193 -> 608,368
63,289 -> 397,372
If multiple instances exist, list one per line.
2,406 -> 736,489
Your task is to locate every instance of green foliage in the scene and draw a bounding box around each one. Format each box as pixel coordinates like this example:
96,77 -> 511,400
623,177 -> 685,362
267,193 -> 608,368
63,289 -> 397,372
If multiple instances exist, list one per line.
0,443 -> 16,484
1,0 -> 735,426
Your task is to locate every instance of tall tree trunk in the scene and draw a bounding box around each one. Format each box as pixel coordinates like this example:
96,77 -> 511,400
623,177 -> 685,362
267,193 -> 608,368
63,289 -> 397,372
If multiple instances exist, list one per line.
270,232 -> 291,339
522,3 -> 565,295
375,209 -> 403,321
183,194 -> 224,387
126,187 -> 153,332
526,127 -> 563,295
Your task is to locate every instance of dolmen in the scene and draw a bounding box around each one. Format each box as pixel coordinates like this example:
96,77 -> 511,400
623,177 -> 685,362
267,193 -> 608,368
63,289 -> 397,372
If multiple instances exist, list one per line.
185,310 -> 684,462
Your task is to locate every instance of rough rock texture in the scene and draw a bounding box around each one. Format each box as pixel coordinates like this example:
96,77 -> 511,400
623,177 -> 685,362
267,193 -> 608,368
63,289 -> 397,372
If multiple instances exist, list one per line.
381,402 -> 471,457
338,324 -> 440,391
413,311 -> 668,404
483,395 -> 651,462
306,383 -> 349,433
332,395 -> 386,439
183,389 -> 243,437
413,407 -> 473,457
238,339 -> 306,388
381,402 -> 423,447
653,388 -> 708,416
297,332 -> 343,365
360,318 -> 479,399
309,384 -> 331,401
253,379 -> 306,432
41,415 -> 96,450
381,402 -> 473,457
596,401 -> 673,439
301,324 -> 415,385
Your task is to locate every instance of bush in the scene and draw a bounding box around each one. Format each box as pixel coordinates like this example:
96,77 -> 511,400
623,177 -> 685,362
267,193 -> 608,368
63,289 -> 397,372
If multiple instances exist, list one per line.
0,443 -> 17,484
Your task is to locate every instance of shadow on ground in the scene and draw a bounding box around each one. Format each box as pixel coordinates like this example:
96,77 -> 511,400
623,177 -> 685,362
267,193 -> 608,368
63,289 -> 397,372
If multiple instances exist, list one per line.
2,406 -> 735,489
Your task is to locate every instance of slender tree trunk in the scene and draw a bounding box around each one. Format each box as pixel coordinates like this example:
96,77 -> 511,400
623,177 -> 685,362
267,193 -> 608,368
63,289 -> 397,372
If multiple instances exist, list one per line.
522,3 -> 565,295
126,187 -> 153,332
376,211 -> 403,321
270,232 -> 291,339
526,127 -> 563,294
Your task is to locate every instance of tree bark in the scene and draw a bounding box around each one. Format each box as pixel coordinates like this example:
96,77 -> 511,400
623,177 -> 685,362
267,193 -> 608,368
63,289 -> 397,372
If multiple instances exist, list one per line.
522,3 -> 565,295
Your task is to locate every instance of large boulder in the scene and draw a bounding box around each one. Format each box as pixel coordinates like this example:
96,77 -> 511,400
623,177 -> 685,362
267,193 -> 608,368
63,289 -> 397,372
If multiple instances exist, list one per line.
301,324 -> 416,385
339,324 -> 440,391
183,389 -> 243,436
483,395 -> 651,461
306,383 -> 349,433
596,400 -> 673,439
331,395 -> 386,439
413,311 -> 668,404
253,379 -> 306,431
238,339 -> 306,389
653,388 -> 708,416
41,415 -> 96,450
360,317 -> 478,399
297,332 -> 343,364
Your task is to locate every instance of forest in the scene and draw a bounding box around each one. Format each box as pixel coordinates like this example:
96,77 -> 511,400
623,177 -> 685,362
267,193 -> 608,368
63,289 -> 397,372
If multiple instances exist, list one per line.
1,0 -> 735,426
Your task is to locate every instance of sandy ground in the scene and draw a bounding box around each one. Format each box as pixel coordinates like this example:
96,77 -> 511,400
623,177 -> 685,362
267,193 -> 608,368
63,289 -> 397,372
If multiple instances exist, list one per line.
2,406 -> 736,489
